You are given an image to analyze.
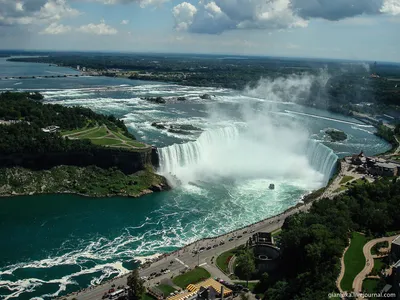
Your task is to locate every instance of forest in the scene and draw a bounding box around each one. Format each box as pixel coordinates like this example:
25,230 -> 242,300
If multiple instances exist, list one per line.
0,92 -> 151,175
257,178 -> 400,300
0,91 -> 135,155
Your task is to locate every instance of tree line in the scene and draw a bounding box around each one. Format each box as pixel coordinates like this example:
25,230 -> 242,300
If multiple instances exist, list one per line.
0,92 -> 135,155
255,178 -> 400,300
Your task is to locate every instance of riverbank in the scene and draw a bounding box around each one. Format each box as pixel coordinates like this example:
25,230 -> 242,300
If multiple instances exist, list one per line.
0,165 -> 169,198
59,160 -> 344,300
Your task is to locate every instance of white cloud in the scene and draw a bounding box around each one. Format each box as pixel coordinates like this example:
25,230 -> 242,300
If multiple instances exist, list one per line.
0,0 -> 80,26
172,0 -> 400,34
173,0 -> 307,34
381,0 -> 400,15
172,2 -> 197,31
93,0 -> 170,8
78,20 -> 118,35
40,22 -> 71,34
121,19 -> 129,25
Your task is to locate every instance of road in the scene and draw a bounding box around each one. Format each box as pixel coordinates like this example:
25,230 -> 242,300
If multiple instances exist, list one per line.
63,203 -> 312,300
352,235 -> 397,298
336,239 -> 350,294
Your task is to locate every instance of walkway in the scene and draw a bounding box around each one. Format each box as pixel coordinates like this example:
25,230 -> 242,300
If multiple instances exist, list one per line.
336,240 -> 350,294
352,235 -> 397,297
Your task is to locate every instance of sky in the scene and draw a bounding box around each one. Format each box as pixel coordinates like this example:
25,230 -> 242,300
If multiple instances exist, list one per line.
0,0 -> 400,62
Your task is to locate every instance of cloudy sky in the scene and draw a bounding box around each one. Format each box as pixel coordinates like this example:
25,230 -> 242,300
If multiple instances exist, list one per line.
0,0 -> 400,62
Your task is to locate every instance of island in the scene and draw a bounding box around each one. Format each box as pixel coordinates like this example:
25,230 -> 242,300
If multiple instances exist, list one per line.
326,129 -> 347,142
0,92 -> 168,198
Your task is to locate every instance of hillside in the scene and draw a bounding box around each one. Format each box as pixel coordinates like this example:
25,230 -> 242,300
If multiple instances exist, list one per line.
0,92 -> 168,197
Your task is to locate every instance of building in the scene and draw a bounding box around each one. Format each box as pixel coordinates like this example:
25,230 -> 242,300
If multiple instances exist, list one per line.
247,232 -> 280,273
41,125 -> 60,133
76,65 -> 80,71
367,157 -> 399,177
392,236 -> 400,261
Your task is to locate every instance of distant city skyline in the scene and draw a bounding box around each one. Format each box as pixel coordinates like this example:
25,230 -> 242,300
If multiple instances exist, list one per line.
0,0 -> 399,62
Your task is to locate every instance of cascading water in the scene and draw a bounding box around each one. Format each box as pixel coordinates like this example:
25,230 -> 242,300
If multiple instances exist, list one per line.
305,140 -> 338,183
159,125 -> 338,187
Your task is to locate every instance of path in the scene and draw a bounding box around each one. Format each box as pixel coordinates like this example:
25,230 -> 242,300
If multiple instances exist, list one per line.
352,235 -> 397,297
64,125 -> 150,150
63,125 -> 100,138
336,240 -> 350,294
321,158 -> 374,199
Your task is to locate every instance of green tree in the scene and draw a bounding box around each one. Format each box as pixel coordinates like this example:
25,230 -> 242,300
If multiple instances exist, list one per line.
236,249 -> 256,287
127,269 -> 145,300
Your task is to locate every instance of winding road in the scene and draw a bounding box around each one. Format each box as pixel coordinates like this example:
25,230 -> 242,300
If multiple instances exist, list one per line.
352,235 -> 397,297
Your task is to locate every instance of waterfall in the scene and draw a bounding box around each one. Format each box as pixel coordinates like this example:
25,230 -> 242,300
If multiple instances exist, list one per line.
159,126 -> 240,176
159,125 -> 338,186
305,140 -> 338,183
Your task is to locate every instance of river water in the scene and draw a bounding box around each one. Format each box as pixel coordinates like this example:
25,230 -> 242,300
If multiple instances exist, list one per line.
0,57 -> 391,299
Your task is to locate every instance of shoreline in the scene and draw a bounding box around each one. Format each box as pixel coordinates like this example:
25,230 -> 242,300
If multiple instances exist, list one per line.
58,161 -> 343,299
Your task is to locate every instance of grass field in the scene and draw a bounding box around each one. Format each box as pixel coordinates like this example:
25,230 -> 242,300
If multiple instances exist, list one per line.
156,284 -> 176,297
340,232 -> 368,292
362,278 -> 383,298
91,138 -> 123,146
172,267 -> 211,289
340,176 -> 354,184
142,293 -> 156,300
334,186 -> 348,193
62,125 -> 148,150
373,257 -> 385,273
216,249 -> 238,274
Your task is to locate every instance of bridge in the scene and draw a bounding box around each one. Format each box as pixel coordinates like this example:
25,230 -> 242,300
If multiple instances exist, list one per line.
0,74 -> 95,80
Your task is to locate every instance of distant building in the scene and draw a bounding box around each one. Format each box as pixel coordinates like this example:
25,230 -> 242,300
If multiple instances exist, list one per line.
76,65 -> 80,71
82,67 -> 87,72
42,125 -> 60,133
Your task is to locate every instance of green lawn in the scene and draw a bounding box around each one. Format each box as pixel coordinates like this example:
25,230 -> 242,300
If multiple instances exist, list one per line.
156,284 -> 176,297
362,278 -> 385,298
79,127 -> 108,138
334,186 -> 348,193
340,232 -> 368,292
373,258 -> 385,274
90,138 -> 122,146
172,267 -> 211,289
127,141 -> 148,148
340,176 -> 354,184
142,293 -> 156,300
271,229 -> 282,236
216,250 -> 237,274
65,126 -> 99,137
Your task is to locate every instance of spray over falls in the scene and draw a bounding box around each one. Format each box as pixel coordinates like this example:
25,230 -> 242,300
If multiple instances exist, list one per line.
159,124 -> 338,188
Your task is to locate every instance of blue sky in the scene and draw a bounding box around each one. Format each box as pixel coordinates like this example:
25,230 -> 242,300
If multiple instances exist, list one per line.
0,0 -> 399,62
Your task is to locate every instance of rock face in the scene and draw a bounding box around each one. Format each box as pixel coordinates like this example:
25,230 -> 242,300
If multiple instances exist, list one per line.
200,94 -> 212,100
141,97 -> 166,104
326,129 -> 347,142
0,148 -> 155,174
151,122 -> 202,135
151,122 -> 167,129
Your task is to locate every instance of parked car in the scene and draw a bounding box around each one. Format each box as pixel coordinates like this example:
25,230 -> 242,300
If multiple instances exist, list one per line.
206,246 -> 212,250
